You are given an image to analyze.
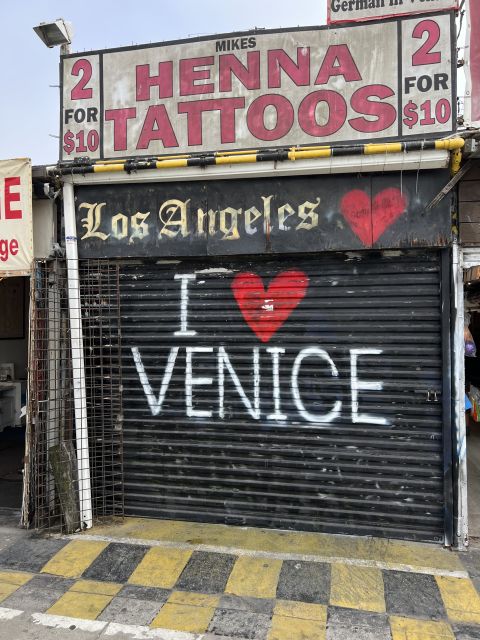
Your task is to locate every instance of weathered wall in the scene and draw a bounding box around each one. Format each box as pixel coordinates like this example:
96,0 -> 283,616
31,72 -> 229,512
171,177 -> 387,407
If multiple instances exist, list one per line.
460,162 -> 480,246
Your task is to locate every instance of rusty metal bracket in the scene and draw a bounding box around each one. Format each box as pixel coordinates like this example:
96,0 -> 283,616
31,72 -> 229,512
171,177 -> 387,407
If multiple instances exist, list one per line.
426,160 -> 473,211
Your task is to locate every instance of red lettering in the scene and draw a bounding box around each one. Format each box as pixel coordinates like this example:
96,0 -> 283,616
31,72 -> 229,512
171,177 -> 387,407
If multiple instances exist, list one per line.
247,94 -> 294,141
136,105 -> 179,150
0,239 -> 7,261
105,108 -> 137,151
71,59 -> 93,100
268,48 -> 310,88
180,57 -> 215,96
136,62 -> 173,100
219,52 -> 261,92
315,45 -> 362,85
178,98 -> 245,146
412,20 -> 441,66
0,238 -> 19,262
298,90 -> 347,137
349,85 -> 397,133
4,177 -> 22,220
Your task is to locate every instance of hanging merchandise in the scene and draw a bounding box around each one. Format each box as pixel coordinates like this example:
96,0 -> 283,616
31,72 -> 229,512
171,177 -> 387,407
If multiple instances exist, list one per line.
465,312 -> 477,357
469,385 -> 480,422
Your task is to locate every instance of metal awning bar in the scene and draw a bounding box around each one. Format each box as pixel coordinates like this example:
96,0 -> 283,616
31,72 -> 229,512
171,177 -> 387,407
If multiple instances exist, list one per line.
49,137 -> 464,177
60,149 -> 450,186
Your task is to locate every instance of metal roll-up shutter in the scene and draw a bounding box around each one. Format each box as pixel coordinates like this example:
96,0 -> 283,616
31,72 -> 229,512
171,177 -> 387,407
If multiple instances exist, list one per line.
119,250 -> 447,542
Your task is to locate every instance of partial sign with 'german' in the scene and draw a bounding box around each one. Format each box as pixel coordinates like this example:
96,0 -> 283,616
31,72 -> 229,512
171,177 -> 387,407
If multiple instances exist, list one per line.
328,0 -> 458,24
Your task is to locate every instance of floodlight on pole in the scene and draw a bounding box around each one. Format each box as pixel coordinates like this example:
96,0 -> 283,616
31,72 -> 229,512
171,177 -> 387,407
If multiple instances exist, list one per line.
33,19 -> 73,54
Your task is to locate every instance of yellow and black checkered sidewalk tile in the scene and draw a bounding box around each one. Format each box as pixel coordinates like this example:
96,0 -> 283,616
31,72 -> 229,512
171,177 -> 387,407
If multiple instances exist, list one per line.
0,534 -> 479,639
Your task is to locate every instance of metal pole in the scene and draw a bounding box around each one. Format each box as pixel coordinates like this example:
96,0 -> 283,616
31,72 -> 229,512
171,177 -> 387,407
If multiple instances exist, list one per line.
453,242 -> 468,549
63,180 -> 93,529
46,262 -> 60,510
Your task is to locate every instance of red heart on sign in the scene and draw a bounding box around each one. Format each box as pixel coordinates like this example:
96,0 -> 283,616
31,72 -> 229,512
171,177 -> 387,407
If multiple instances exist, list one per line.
231,270 -> 308,343
340,188 -> 407,246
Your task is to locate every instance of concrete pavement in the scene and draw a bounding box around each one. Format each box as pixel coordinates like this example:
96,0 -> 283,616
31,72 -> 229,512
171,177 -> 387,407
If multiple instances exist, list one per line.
1,515 -> 480,639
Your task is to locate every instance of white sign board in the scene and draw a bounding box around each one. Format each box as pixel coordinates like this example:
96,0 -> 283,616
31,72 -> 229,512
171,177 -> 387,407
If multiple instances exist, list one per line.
61,17 -> 455,161
464,0 -> 480,127
328,0 -> 458,24
0,158 -> 33,276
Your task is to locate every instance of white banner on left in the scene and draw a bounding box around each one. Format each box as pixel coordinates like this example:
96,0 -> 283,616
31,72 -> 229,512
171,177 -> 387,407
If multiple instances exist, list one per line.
0,158 -> 33,276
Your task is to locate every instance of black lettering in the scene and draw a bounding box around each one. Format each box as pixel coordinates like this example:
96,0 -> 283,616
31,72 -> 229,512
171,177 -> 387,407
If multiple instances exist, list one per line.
74,109 -> 86,123
87,107 -> 98,123
434,73 -> 449,91
217,37 -> 256,52
418,75 -> 433,92
404,76 -> 416,94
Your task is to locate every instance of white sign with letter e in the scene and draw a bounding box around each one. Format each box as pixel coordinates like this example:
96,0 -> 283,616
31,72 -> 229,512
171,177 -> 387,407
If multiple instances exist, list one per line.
0,158 -> 33,276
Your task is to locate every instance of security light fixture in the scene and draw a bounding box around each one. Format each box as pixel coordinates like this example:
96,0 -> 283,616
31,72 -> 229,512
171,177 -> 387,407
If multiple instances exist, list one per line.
33,19 -> 73,50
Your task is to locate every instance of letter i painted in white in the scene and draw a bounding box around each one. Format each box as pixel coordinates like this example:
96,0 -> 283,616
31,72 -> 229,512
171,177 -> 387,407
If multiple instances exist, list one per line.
174,273 -> 197,336
267,347 -> 287,420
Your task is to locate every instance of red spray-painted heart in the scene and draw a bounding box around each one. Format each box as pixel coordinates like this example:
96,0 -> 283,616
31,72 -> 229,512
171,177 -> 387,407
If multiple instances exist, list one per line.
340,188 -> 407,246
231,270 -> 309,343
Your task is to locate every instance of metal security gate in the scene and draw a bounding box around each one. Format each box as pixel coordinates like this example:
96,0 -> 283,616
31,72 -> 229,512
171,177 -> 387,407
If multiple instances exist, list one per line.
119,250 -> 451,542
27,259 -> 123,532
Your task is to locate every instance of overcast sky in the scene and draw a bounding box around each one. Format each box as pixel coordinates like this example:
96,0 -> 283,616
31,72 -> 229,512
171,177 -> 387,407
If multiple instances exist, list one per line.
0,1 -> 326,165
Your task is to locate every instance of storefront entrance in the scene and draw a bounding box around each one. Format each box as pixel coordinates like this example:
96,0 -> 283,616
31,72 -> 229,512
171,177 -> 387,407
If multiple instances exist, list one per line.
118,250 -> 450,542
0,276 -> 29,514
464,270 -> 480,539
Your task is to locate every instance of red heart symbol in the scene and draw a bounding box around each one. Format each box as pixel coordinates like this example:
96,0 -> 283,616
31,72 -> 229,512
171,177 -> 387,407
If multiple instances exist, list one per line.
231,270 -> 309,343
340,188 -> 407,246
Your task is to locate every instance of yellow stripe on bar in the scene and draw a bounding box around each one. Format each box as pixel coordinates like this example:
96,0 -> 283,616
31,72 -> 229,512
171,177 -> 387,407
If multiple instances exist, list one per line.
435,138 -> 465,151
364,142 -> 403,155
155,158 -> 189,169
215,153 -> 259,164
216,149 -> 260,156
93,163 -> 126,172
155,154 -> 191,160
288,148 -> 332,160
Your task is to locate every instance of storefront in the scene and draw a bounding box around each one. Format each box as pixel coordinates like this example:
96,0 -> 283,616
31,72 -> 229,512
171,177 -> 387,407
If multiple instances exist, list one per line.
42,11 -> 466,544
55,166 -> 454,544
458,162 -> 480,543
0,161 -> 57,518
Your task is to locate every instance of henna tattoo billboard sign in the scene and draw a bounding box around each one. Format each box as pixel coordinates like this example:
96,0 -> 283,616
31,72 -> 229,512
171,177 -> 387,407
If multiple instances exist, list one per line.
61,15 -> 456,161
74,170 -> 452,259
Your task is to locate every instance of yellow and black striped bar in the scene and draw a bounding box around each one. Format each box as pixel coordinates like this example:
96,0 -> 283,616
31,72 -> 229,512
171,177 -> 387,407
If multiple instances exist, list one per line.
52,137 -> 465,176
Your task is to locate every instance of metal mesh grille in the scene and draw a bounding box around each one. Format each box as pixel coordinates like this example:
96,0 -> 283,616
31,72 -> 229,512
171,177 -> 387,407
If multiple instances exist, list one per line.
81,260 -> 123,522
27,259 -> 123,532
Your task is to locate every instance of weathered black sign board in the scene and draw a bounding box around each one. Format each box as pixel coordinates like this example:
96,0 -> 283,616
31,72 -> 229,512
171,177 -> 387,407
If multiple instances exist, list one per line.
74,171 -> 452,258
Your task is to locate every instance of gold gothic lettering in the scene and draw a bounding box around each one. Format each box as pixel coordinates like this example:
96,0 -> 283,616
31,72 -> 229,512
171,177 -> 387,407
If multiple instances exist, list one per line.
79,195 -> 323,244
80,202 -> 110,241
158,199 -> 190,238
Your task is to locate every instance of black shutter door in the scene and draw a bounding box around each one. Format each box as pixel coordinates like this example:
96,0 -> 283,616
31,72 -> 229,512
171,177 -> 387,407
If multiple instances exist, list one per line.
119,251 -> 446,542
